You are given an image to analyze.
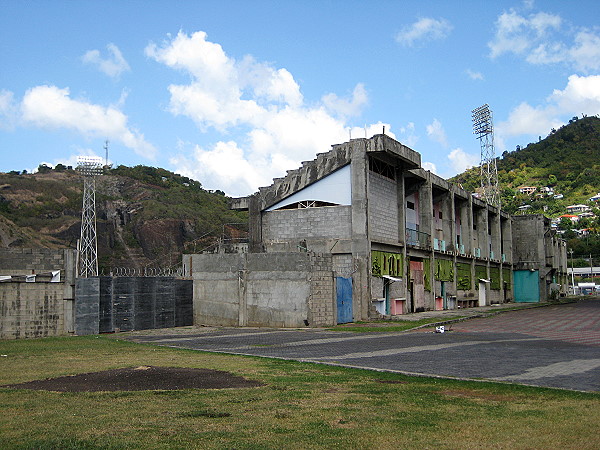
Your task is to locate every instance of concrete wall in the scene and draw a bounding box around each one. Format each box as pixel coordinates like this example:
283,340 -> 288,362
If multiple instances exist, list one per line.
368,172 -> 399,243
75,276 -> 193,335
187,252 -> 336,327
0,248 -> 76,339
0,282 -> 66,339
262,205 -> 352,251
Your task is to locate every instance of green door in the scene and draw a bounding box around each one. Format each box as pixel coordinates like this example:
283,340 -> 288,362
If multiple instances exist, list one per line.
513,270 -> 540,303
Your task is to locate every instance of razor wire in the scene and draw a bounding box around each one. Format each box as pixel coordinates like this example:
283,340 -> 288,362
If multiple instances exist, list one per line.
100,266 -> 185,277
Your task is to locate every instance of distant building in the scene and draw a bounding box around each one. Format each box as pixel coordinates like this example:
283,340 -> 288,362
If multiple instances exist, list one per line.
518,186 -> 537,195
559,214 -> 579,223
566,204 -> 590,214
590,193 -> 600,202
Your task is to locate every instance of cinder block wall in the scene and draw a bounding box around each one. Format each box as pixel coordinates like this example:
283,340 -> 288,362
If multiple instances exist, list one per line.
262,206 -> 352,242
368,172 -> 399,243
0,248 -> 72,273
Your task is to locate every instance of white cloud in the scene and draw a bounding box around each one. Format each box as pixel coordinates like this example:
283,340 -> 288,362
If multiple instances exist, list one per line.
322,83 -> 368,118
489,9 -> 600,72
466,69 -> 484,80
422,161 -> 438,174
0,90 -> 18,130
550,74 -> 600,115
498,74 -> 600,140
426,118 -> 448,147
148,31 -> 379,196
448,148 -> 479,174
395,17 -> 453,47
82,43 -> 130,78
20,85 -> 156,158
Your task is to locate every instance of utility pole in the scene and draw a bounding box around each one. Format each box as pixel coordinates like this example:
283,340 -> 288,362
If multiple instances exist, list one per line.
569,249 -> 574,294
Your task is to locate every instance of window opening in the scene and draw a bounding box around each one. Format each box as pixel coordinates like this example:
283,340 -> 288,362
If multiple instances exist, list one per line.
369,157 -> 396,180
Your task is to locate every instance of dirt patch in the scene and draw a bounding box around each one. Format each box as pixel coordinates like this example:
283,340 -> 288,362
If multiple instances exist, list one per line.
439,389 -> 517,402
2,366 -> 264,392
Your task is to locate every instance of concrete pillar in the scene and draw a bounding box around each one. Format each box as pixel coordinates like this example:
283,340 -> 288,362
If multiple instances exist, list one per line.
396,168 -> 406,247
248,194 -> 263,253
464,197 -> 474,255
489,209 -> 501,260
449,192 -> 457,253
350,140 -> 371,321
501,216 -> 512,263
418,178 -> 433,247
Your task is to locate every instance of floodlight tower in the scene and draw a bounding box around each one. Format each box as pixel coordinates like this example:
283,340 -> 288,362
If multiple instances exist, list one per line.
472,104 -> 500,207
76,156 -> 103,277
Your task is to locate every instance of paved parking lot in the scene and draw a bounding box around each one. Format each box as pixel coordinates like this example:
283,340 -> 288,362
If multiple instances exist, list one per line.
125,298 -> 600,392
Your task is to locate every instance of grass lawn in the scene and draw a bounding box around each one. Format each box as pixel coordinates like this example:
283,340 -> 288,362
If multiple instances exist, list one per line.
1,335 -> 599,449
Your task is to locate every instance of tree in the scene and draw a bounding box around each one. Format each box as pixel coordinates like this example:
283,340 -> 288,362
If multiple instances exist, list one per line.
37,164 -> 52,174
559,217 -> 573,231
548,174 -> 557,186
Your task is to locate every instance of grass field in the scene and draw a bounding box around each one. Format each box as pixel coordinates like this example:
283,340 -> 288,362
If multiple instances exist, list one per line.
1,335 -> 599,449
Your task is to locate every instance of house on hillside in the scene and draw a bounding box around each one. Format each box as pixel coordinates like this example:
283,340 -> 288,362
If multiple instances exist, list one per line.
566,204 -> 590,214
590,193 -> 600,202
559,214 -> 579,223
183,133 -> 567,328
518,186 -> 537,195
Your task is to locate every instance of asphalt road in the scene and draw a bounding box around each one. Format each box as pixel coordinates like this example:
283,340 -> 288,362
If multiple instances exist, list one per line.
125,298 -> 600,392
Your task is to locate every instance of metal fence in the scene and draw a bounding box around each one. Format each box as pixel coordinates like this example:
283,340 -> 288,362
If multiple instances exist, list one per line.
406,228 -> 431,249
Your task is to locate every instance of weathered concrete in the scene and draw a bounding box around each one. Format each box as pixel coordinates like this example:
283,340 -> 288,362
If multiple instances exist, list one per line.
187,252 -> 335,327
0,248 -> 76,339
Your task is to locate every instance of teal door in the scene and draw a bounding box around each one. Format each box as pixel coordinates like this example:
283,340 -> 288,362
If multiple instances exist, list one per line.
336,277 -> 353,324
513,270 -> 540,303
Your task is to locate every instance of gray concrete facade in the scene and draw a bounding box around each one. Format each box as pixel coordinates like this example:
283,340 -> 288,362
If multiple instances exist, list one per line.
184,252 -> 335,327
193,133 -> 567,327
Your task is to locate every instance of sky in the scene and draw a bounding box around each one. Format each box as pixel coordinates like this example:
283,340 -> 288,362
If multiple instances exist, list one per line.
1,0 -> 600,197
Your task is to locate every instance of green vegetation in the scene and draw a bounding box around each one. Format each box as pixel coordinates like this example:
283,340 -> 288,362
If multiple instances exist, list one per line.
0,165 -> 247,268
452,116 -> 600,215
329,317 -> 460,332
451,116 -> 600,260
0,336 -> 598,449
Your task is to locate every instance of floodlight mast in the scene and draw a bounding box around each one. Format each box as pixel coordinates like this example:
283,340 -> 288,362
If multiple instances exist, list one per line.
76,156 -> 103,278
472,104 -> 500,207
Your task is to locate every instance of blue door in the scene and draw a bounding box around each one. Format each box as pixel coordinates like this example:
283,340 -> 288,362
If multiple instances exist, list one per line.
336,277 -> 353,324
514,270 -> 540,303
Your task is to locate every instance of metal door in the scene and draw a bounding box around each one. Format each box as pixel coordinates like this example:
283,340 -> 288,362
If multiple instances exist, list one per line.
514,270 -> 540,303
336,277 -> 353,324
410,261 -> 425,311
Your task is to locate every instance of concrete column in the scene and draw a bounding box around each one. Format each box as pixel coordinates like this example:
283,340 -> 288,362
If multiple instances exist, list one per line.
396,168 -> 406,247
248,194 -> 263,253
464,197 -> 473,255
489,210 -> 501,260
350,140 -> 371,321
449,192 -> 457,253
440,192 -> 453,250
418,178 -> 434,247
501,216 -> 512,263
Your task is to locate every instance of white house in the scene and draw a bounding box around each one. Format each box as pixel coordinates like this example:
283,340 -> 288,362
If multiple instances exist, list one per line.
566,204 -> 590,214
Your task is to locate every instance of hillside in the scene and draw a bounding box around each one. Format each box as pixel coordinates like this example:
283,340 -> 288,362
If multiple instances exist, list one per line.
450,115 -> 600,216
0,165 -> 247,271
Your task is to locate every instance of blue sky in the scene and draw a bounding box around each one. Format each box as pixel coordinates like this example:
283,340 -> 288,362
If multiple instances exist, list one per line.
1,0 -> 599,196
